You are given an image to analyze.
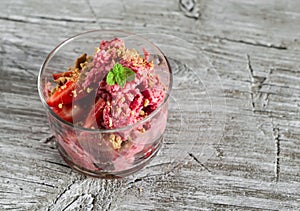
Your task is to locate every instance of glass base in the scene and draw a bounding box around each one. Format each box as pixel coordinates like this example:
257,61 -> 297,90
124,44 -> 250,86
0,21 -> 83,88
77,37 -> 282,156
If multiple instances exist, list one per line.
57,136 -> 163,179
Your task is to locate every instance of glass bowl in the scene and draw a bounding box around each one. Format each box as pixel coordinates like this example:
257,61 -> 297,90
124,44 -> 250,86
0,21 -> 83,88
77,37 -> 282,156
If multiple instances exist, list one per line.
38,30 -> 172,178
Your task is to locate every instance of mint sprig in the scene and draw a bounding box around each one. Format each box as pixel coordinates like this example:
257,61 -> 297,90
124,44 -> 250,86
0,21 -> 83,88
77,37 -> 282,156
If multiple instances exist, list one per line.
106,63 -> 136,88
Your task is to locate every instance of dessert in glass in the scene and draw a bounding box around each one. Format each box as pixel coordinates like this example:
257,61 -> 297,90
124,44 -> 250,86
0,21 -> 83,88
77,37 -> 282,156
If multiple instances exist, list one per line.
38,30 -> 172,178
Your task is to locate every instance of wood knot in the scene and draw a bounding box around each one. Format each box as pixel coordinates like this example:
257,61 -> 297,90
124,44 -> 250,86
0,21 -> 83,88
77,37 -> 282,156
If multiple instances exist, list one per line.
179,0 -> 200,20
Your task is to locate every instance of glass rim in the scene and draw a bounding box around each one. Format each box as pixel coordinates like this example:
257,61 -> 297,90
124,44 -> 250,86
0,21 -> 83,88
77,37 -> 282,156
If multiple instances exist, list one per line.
38,29 -> 173,133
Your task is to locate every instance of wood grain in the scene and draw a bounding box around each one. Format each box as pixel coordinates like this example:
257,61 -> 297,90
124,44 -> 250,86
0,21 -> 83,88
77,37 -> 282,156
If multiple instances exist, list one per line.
1,0 -> 299,210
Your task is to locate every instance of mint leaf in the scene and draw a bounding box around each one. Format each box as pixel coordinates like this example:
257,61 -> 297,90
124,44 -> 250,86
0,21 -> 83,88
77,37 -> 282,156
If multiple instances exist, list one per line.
123,68 -> 136,82
113,63 -> 123,74
106,63 -> 136,88
106,70 -> 115,85
115,72 -> 126,88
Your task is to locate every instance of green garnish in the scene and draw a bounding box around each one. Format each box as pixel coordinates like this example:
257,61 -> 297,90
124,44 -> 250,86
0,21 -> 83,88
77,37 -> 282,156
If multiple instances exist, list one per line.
106,63 -> 136,88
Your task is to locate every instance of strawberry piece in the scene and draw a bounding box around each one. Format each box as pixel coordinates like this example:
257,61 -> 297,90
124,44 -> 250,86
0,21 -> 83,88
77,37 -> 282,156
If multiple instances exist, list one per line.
47,80 -> 76,107
52,103 -> 84,123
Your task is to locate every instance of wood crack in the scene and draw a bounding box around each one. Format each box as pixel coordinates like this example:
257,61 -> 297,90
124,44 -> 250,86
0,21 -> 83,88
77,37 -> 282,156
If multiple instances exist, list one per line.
247,54 -> 267,111
0,15 -> 95,25
247,54 -> 256,110
85,0 -> 98,23
0,16 -> 31,24
40,135 -> 57,150
216,36 -> 287,50
46,160 -> 71,169
42,135 -> 55,144
28,15 -> 97,23
49,176 -> 84,209
127,163 -> 184,186
126,178 -> 143,186
272,126 -> 280,182
61,195 -> 80,211
188,152 -> 211,172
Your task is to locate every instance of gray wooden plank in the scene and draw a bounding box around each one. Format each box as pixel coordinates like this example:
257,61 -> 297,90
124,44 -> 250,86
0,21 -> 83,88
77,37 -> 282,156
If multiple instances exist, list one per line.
0,0 -> 299,210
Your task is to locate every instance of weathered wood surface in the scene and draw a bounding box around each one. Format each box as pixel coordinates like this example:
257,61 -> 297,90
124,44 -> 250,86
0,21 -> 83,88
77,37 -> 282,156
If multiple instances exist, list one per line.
1,0 -> 300,210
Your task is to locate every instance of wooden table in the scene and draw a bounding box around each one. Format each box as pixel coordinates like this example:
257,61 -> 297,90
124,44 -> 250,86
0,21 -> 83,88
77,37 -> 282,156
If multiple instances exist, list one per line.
1,0 -> 299,210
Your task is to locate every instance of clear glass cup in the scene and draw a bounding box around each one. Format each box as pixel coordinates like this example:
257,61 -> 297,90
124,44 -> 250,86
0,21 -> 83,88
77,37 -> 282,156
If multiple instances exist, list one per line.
38,30 -> 172,178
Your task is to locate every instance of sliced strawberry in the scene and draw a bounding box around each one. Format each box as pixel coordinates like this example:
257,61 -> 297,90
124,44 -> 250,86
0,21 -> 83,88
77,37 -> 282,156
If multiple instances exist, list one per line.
83,98 -> 106,128
52,71 -> 74,80
52,103 -> 84,123
47,80 -> 76,107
